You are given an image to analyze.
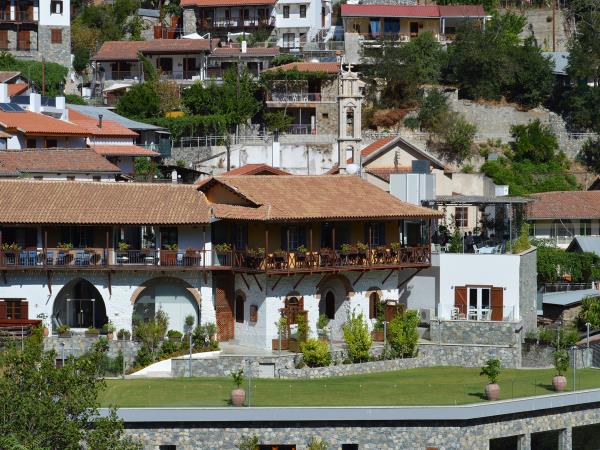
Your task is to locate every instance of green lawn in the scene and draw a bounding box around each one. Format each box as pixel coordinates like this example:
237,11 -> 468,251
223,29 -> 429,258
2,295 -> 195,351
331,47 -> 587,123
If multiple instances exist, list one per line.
100,367 -> 600,407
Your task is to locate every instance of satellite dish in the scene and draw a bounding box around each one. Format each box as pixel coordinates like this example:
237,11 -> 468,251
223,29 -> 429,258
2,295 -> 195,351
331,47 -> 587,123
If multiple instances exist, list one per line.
346,164 -> 359,175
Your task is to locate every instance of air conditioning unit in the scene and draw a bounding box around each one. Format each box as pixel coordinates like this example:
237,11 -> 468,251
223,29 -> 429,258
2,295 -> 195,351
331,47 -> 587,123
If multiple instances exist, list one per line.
419,308 -> 435,324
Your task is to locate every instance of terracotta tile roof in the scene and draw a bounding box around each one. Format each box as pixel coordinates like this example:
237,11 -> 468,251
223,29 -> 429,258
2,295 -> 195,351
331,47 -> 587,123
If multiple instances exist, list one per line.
201,175 -> 442,221
92,145 -> 161,157
0,71 -> 21,83
0,179 -> 211,225
0,149 -> 121,175
0,110 -> 89,136
365,167 -> 412,183
222,164 -> 290,176
264,62 -> 340,74
211,47 -> 280,57
93,39 -> 216,61
528,191 -> 600,220
360,137 -> 395,159
341,4 -> 441,18
182,0 -> 275,7
7,83 -> 28,96
68,109 -> 139,138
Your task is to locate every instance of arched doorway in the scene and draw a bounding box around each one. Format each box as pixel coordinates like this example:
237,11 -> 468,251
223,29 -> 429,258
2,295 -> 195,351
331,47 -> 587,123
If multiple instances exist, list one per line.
53,278 -> 107,329
317,274 -> 352,340
322,291 -> 335,320
132,278 -> 199,332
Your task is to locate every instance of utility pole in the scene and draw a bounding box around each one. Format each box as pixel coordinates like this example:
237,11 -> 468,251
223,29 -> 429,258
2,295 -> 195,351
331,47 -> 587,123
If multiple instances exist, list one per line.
41,57 -> 45,97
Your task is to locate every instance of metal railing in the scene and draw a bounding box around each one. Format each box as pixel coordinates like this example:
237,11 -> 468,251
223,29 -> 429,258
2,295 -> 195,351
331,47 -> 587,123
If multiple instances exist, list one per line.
198,16 -> 275,29
0,10 -> 36,22
159,70 -> 201,81
267,92 -> 334,102
542,282 -> 593,293
438,304 -> 517,322
103,70 -> 139,81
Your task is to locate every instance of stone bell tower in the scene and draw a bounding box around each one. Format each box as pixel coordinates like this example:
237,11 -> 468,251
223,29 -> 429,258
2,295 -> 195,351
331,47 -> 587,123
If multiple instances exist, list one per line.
337,64 -> 363,173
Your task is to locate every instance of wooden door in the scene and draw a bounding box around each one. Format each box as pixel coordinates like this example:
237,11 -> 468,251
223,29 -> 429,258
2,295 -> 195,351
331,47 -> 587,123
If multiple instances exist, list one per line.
0,30 -> 8,50
491,287 -> 503,321
215,273 -> 234,340
17,30 -> 29,50
410,22 -> 419,37
454,286 -> 467,317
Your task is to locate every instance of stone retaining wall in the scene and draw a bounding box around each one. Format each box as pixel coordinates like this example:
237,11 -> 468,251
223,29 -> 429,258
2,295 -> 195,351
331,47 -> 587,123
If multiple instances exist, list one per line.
44,336 -> 140,366
430,320 -> 518,346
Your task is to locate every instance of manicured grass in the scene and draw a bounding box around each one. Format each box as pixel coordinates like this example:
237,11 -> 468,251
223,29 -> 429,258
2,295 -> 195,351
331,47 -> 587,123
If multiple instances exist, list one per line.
100,367 -> 600,407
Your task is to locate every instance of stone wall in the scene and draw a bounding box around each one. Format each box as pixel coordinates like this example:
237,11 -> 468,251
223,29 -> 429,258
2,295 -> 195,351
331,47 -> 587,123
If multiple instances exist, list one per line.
44,335 -> 141,366
519,249 -> 538,335
37,25 -> 71,68
171,353 -> 298,378
123,399 -> 600,449
429,319 -> 519,346
182,9 -> 196,35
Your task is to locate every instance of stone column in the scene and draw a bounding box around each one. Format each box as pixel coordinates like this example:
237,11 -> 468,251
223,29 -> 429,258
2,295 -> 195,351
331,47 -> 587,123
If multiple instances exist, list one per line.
558,427 -> 572,450
517,433 -> 531,450
183,9 -> 197,35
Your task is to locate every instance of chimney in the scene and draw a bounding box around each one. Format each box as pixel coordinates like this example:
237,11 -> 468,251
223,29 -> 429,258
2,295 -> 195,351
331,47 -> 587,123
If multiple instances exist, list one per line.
55,96 -> 67,120
98,114 -> 103,129
29,93 -> 41,113
272,129 -> 281,168
0,83 -> 9,103
241,40 -> 247,53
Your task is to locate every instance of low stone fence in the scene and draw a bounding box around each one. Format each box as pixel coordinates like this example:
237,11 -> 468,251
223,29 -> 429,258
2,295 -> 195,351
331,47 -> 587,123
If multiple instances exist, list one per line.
522,343 -> 592,368
171,342 -> 520,379
278,343 -> 520,379
429,320 -> 518,346
44,336 -> 141,367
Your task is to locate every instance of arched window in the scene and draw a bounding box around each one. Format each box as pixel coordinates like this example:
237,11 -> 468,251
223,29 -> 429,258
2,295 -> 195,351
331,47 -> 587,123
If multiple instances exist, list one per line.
325,291 -> 335,320
235,294 -> 245,323
369,291 -> 380,319
346,107 -> 354,137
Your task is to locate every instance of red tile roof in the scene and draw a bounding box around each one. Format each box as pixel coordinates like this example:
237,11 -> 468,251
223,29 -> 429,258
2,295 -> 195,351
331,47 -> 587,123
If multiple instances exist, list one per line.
341,4 -> 487,18
7,83 -> 28,96
93,39 -> 217,61
0,71 -> 21,83
264,62 -> 340,74
365,167 -> 412,182
182,0 -> 275,7
211,47 -> 280,57
68,109 -> 138,138
0,179 -> 211,225
92,145 -> 161,157
0,148 -> 121,175
360,137 -> 395,159
0,111 -> 89,136
222,164 -> 290,176
201,175 -> 442,221
528,191 -> 600,220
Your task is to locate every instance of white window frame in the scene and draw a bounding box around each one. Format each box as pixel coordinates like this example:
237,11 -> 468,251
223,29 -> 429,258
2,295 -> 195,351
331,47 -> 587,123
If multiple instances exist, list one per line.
467,286 -> 491,321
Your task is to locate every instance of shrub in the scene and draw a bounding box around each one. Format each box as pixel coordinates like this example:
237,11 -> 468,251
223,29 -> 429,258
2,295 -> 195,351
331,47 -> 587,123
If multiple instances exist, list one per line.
192,323 -> 219,350
511,223 -> 531,254
579,296 -> 600,328
300,338 -> 332,367
448,229 -> 463,253
307,436 -> 329,450
56,324 -> 70,334
102,321 -> 116,333
159,339 -> 181,359
135,346 -> 153,368
316,314 -> 329,335
480,358 -> 501,384
132,309 -> 169,357
264,110 -> 294,132
342,311 -> 372,362
296,314 -> 309,342
117,329 -> 131,340
231,368 -> 244,388
167,329 -> 183,339
538,326 -> 554,345
237,435 -> 260,450
556,327 -> 579,349
388,310 -> 420,357
553,350 -> 569,376
184,315 -> 195,334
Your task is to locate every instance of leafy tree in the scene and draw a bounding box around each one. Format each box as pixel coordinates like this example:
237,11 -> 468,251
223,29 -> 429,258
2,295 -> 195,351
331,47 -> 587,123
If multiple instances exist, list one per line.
263,110 -> 294,132
0,330 -> 140,449
0,52 -> 67,96
271,54 -> 302,67
510,120 -> 559,163
566,0 -> 600,86
579,296 -> 600,328
341,310 -> 372,362
116,82 -> 161,120
388,310 -> 420,357
480,358 -> 501,384
300,338 -> 332,367
558,85 -> 600,132
416,89 -> 450,132
578,137 -> 600,174
156,80 -> 181,115
436,115 -> 476,162
133,309 -> 169,358
64,93 -> 87,105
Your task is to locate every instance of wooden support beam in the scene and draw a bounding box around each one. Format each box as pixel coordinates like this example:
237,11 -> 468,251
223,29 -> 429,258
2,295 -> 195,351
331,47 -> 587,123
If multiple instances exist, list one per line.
46,270 -> 52,294
315,273 -> 329,290
293,273 -> 306,290
353,270 -> 366,287
382,269 -> 396,285
272,275 -> 284,291
252,273 -> 263,292
240,273 -> 250,290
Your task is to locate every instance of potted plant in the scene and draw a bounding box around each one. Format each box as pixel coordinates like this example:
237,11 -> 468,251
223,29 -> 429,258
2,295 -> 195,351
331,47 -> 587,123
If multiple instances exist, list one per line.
213,243 -> 232,265
57,242 -> 73,250
340,243 -> 352,253
230,368 -> 246,406
86,326 -> 100,338
56,324 -> 71,338
102,321 -> 116,340
37,313 -> 49,336
161,243 -> 178,265
117,328 -> 131,341
289,314 -> 308,353
317,313 -> 329,341
272,316 -> 288,350
117,241 -> 130,251
480,358 -> 501,401
167,329 -> 183,342
552,350 -> 569,392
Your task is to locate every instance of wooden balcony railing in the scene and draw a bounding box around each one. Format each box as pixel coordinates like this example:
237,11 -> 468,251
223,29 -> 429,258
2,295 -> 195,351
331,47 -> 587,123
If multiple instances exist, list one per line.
198,16 -> 275,29
217,246 -> 432,273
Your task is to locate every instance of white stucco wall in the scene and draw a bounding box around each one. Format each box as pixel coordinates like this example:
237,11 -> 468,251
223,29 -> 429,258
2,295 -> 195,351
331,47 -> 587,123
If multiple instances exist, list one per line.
39,0 -> 70,26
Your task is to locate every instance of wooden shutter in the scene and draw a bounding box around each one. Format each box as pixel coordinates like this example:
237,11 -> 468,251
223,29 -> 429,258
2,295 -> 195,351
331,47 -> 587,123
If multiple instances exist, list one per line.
20,300 -> 28,319
454,287 -> 467,316
369,293 -> 376,319
0,300 -> 6,319
0,30 -> 8,50
491,287 -> 503,321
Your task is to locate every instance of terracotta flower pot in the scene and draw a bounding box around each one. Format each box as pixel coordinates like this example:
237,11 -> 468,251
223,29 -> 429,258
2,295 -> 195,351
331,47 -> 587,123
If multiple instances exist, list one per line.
553,375 -> 567,392
485,383 -> 500,401
371,330 -> 384,342
230,388 -> 246,407
43,327 -> 49,337
107,331 -> 114,341
272,338 -> 289,350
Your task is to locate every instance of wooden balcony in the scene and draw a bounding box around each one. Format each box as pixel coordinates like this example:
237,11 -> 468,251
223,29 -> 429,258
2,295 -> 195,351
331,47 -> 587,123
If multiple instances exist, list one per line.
218,245 -> 432,274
